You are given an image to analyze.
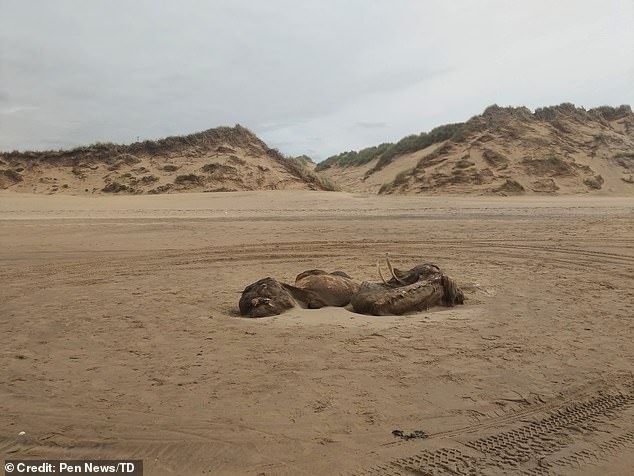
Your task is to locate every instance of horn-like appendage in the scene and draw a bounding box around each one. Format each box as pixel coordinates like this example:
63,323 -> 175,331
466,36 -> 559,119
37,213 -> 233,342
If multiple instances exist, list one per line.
377,258 -> 390,286
386,254 -> 407,285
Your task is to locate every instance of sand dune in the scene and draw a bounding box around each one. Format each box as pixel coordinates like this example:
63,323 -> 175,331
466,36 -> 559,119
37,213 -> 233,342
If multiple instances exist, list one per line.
317,104 -> 634,196
0,126 -> 334,195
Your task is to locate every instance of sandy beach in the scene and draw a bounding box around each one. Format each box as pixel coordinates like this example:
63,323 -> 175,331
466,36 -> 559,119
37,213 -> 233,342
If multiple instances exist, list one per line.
1,191 -> 633,475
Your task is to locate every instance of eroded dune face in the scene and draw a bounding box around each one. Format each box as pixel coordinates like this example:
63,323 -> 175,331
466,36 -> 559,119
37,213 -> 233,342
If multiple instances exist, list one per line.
238,259 -> 464,317
316,104 -> 634,196
0,125 -> 335,195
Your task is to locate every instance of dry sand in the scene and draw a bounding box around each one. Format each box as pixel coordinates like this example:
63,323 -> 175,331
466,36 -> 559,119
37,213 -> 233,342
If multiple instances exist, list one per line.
1,191 -> 633,475
317,105 -> 634,197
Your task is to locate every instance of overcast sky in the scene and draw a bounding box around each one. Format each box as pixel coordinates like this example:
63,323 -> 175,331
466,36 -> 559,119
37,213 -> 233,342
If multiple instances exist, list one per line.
1,1 -> 633,159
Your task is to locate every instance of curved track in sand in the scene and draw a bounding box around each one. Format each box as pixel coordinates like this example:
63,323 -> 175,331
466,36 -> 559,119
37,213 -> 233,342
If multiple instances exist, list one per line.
1,192 -> 633,474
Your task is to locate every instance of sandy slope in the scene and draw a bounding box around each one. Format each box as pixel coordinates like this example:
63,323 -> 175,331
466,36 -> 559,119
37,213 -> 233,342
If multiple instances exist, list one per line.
0,126 -> 332,195
1,191 -> 633,475
318,143 -> 447,194
317,104 -> 634,196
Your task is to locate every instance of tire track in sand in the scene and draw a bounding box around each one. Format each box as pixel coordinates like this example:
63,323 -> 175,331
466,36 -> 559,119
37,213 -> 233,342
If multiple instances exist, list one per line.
352,376 -> 634,475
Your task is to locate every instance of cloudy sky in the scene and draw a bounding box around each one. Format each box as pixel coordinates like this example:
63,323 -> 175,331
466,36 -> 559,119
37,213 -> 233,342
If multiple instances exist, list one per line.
1,1 -> 633,159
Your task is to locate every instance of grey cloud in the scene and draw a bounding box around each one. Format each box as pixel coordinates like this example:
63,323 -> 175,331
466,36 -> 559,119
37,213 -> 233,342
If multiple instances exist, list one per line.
0,105 -> 39,115
356,122 -> 388,129
0,0 -> 633,157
